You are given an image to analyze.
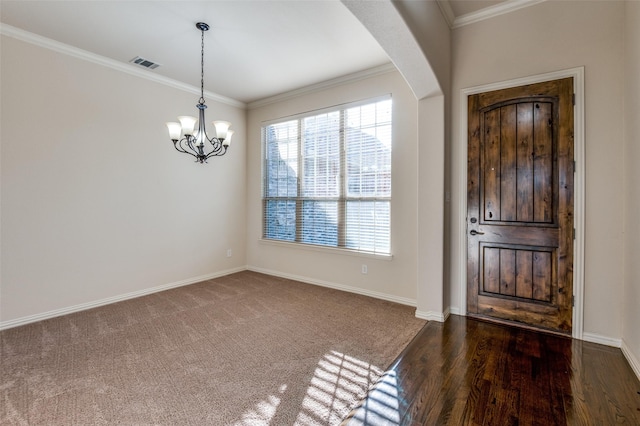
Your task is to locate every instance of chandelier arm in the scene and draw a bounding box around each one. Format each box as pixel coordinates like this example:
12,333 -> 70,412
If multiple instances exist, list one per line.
173,139 -> 190,155
183,137 -> 198,155
174,137 -> 200,160
211,137 -> 223,150
202,141 -> 217,158
204,141 -> 228,160
186,135 -> 199,152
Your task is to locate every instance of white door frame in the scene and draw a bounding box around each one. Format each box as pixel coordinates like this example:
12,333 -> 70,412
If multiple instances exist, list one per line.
458,67 -> 585,340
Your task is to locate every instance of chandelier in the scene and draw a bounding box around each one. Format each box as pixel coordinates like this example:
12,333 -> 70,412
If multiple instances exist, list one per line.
166,22 -> 233,163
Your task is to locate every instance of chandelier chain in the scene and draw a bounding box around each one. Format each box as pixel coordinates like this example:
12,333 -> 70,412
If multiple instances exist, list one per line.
199,27 -> 205,105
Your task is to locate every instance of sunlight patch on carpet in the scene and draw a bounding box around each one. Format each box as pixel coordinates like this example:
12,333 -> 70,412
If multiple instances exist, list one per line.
234,384 -> 287,425
295,351 -> 383,425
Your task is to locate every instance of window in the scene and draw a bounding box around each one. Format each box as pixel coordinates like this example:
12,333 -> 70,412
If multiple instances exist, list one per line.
262,97 -> 392,255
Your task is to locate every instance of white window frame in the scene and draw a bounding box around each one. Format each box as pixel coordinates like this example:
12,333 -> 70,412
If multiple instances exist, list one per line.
261,95 -> 392,255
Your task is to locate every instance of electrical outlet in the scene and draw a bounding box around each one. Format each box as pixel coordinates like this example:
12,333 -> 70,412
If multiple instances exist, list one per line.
226,249 -> 232,257
361,264 -> 368,274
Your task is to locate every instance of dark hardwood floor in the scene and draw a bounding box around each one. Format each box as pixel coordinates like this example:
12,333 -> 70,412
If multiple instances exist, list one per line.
343,315 -> 640,425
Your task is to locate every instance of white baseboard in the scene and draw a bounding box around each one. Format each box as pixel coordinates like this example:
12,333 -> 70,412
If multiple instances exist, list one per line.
621,339 -> 640,381
246,266 -> 417,307
0,266 -> 248,331
582,332 -> 622,348
583,334 -> 640,382
415,307 -> 449,322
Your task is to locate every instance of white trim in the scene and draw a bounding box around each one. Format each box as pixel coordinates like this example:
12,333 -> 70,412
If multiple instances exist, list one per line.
449,306 -> 461,316
582,332 -> 622,348
457,67 -> 586,340
572,70 -> 586,341
436,1 -> 456,28
621,340 -> 640,381
0,23 -> 245,109
248,63 -> 397,110
247,265 -> 417,307
415,307 -> 449,322
0,266 -> 247,331
448,0 -> 547,29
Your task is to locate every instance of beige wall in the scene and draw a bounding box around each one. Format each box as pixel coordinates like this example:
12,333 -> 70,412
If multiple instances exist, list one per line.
0,35 -> 247,325
450,1 -> 626,339
623,0 -> 640,374
246,70 -> 419,305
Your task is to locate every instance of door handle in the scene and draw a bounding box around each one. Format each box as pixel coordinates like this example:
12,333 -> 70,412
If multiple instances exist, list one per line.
470,230 -> 485,236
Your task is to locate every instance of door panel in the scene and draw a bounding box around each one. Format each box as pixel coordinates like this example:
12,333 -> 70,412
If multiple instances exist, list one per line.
500,105 -> 517,221
481,246 -> 553,302
467,78 -> 574,334
516,104 -> 534,221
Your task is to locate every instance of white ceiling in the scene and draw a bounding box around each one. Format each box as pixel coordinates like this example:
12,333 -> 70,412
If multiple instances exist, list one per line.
0,1 -> 509,104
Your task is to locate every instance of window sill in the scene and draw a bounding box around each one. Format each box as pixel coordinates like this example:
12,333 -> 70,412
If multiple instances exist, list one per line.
258,238 -> 394,261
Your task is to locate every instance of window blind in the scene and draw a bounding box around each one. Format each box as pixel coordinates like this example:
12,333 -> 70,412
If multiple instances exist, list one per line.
262,96 -> 392,255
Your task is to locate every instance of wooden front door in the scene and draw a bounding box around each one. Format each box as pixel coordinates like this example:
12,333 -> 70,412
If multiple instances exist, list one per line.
467,78 -> 574,334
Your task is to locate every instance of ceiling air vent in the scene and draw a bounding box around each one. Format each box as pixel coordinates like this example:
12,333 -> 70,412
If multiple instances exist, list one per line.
129,56 -> 160,70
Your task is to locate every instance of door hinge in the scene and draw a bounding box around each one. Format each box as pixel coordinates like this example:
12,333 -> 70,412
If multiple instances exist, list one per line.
572,295 -> 575,307
572,93 -> 576,106
573,160 -> 576,173
573,228 -> 576,240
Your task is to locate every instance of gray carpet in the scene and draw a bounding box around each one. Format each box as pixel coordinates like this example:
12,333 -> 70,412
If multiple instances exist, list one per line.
1,271 -> 425,425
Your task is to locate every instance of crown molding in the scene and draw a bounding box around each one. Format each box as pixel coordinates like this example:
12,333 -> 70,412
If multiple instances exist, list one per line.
248,62 -> 397,109
0,23 -> 246,109
436,1 -> 455,28
437,0 -> 546,29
